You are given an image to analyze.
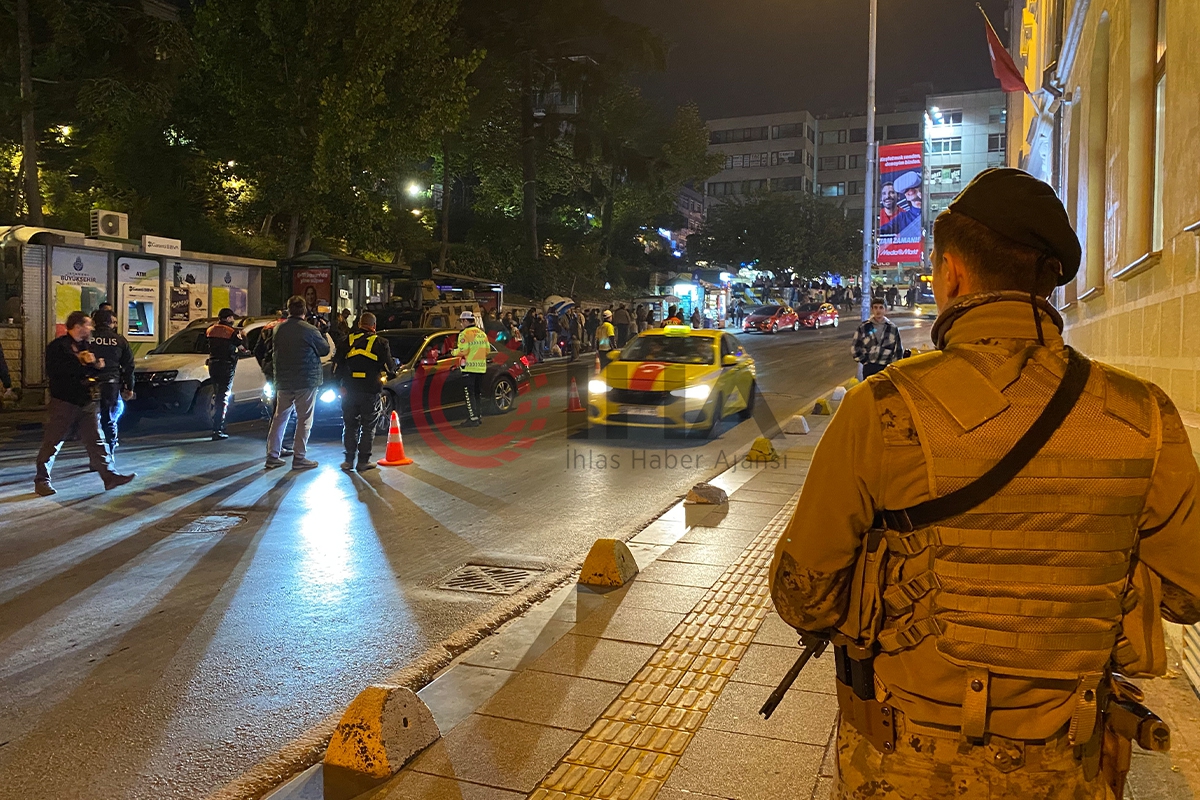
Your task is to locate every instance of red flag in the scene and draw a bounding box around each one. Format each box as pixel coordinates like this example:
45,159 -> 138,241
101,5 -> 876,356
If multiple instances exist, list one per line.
980,6 -> 1030,93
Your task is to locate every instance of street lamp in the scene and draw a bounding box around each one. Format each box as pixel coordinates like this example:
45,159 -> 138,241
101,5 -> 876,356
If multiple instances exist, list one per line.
860,0 -> 878,323
406,182 -> 423,199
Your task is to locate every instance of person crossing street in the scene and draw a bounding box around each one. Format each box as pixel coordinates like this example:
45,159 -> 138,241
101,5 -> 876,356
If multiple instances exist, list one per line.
265,296 -> 330,470
333,312 -> 397,471
205,308 -> 245,441
453,310 -> 490,427
851,298 -> 903,378
87,308 -> 135,457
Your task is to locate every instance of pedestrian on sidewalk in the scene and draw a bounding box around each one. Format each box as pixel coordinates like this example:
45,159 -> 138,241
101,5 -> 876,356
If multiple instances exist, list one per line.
770,168 -> 1200,800
87,308 -> 135,456
34,311 -> 135,496
635,303 -> 647,333
612,304 -> 632,346
334,311 -> 396,471
851,299 -> 902,378
531,312 -> 547,362
584,309 -> 600,350
596,310 -> 616,358
265,295 -> 330,470
205,308 -> 245,441
454,310 -> 490,427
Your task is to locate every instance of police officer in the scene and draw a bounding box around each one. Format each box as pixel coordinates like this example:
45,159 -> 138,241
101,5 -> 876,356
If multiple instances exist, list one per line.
769,169 -> 1200,799
333,311 -> 396,471
35,311 -> 135,496
88,308 -> 135,456
206,308 -> 245,441
453,310 -> 490,428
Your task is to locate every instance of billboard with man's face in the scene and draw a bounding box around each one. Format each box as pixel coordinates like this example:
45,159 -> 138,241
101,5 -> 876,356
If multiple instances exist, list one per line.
876,142 -> 924,264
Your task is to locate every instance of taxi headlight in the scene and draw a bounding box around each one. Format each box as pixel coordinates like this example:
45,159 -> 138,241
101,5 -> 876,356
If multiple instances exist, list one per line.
588,379 -> 609,395
319,388 -> 338,404
670,384 -> 711,400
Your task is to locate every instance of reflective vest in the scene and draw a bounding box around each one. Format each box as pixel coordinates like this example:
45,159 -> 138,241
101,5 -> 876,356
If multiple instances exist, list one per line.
597,322 -> 616,350
873,346 -> 1162,743
454,326 -> 490,373
343,331 -> 384,390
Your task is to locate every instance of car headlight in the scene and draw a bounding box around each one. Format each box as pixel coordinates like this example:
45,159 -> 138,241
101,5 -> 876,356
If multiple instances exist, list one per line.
262,382 -> 274,399
588,379 -> 608,395
319,388 -> 338,404
670,384 -> 711,400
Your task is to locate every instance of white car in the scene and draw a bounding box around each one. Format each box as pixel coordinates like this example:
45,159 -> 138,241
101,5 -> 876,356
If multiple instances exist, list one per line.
129,316 -> 335,427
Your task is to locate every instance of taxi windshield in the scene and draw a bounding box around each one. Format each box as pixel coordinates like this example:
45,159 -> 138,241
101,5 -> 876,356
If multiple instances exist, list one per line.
749,306 -> 779,316
619,335 -> 714,365
796,304 -> 820,312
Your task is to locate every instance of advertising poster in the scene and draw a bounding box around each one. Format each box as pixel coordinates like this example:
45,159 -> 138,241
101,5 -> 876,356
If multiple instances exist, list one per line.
51,248 -> 109,337
877,142 -> 924,264
167,260 -> 209,336
211,265 -> 250,317
292,268 -> 332,315
117,256 -> 160,344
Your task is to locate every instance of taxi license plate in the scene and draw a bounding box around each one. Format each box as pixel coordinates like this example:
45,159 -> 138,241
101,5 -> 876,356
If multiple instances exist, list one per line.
619,405 -> 659,417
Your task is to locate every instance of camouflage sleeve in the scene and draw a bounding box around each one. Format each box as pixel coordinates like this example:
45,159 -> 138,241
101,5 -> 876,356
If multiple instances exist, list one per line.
1139,386 -> 1200,624
769,381 -> 884,634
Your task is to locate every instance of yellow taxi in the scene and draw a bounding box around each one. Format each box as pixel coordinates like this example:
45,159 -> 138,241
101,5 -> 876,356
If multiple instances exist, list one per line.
588,326 -> 757,436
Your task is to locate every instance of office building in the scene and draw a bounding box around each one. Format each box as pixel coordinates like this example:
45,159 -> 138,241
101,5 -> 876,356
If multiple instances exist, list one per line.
812,107 -> 924,219
703,111 -> 818,210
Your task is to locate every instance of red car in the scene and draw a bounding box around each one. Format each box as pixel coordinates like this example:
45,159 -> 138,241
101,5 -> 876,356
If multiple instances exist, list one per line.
795,302 -> 840,329
742,305 -> 800,334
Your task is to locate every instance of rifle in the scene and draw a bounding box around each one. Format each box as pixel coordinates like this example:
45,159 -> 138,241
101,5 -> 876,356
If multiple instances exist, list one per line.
759,631 -> 829,720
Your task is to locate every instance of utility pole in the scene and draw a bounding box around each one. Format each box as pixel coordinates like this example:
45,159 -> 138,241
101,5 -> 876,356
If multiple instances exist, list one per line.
16,0 -> 44,225
860,0 -> 877,321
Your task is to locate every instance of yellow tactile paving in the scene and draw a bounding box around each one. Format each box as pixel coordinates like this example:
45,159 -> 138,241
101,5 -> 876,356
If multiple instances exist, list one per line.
528,492 -> 801,800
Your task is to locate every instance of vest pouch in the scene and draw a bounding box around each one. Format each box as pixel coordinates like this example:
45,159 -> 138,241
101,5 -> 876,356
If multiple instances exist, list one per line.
842,528 -> 889,647
1114,561 -> 1167,678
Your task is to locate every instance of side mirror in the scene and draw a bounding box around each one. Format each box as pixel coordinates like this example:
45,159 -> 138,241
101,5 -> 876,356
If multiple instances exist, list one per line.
605,350 -> 620,363
722,354 -> 739,367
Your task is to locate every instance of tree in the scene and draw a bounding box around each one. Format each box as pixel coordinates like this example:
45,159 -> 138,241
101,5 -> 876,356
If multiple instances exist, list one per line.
691,193 -> 861,279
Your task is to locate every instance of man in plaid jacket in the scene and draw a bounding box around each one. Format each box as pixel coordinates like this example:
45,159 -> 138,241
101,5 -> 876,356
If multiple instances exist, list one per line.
852,298 -> 903,377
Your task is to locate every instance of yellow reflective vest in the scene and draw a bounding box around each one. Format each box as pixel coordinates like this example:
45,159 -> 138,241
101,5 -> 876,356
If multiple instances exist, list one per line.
454,326 -> 491,373
597,321 -> 616,350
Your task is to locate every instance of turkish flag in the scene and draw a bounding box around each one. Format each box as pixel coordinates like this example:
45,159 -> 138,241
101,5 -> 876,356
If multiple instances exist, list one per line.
983,10 -> 1030,93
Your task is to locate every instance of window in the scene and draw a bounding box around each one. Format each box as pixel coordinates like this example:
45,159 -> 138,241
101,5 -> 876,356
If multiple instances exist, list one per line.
849,126 -> 883,143
1152,0 -> 1167,251
848,154 -> 861,170
771,150 -> 801,166
819,156 -> 846,171
989,106 -> 1007,125
807,127 -> 816,143
930,137 -> 962,154
772,176 -> 806,192
849,181 -> 863,195
988,133 -> 1007,153
819,129 -> 848,145
807,152 -> 815,168
709,126 -> 769,145
806,178 -> 814,192
1084,14 -> 1112,294
772,123 -> 805,140
724,152 -> 768,169
887,123 -> 920,141
931,109 -> 963,125
707,179 -> 768,197
819,182 -> 846,197
929,165 -> 962,185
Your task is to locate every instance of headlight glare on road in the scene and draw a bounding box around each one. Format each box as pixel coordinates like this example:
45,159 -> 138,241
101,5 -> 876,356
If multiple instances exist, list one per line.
670,384 -> 711,400
588,379 -> 608,395
320,388 -> 338,404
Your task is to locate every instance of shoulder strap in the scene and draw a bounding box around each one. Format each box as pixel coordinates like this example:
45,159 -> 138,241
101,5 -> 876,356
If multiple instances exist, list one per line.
879,348 -> 1092,532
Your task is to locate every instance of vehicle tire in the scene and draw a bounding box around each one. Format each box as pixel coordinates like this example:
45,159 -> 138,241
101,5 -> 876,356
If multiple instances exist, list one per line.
190,384 -> 215,429
738,381 -> 757,421
490,376 -> 517,415
376,391 -> 396,435
695,392 -> 723,439
833,316 -> 840,328
793,321 -> 800,331
771,323 -> 779,334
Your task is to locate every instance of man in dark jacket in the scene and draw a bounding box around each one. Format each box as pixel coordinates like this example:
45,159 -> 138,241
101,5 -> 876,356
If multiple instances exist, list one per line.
265,296 -> 330,470
333,312 -> 397,471
206,308 -> 245,441
87,308 -> 135,456
34,311 -> 135,496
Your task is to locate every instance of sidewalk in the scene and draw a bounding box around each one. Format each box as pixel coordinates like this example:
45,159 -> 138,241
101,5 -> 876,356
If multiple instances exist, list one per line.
267,408 -> 1200,800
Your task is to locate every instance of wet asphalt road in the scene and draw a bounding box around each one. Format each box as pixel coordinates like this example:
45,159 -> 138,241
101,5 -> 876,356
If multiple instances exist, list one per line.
0,321 -> 889,800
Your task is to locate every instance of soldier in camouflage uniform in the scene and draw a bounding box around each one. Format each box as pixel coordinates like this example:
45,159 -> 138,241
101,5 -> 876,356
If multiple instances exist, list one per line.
769,169 -> 1200,799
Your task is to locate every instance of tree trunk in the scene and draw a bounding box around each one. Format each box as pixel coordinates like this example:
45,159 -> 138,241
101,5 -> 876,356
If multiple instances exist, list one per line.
285,211 -> 300,258
599,163 -> 617,257
16,0 -> 43,225
439,135 -> 451,271
520,56 -> 539,261
299,220 -> 312,255
260,213 -> 274,236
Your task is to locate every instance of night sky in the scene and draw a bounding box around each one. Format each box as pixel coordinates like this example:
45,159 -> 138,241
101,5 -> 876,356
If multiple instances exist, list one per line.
605,0 -> 1012,119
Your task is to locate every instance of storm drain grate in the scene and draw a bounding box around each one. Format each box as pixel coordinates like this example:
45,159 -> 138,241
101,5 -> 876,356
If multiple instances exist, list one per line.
158,513 -> 248,534
437,564 -> 542,595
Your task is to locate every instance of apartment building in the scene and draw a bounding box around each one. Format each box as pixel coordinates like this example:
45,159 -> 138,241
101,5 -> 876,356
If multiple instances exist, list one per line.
703,111 -> 818,210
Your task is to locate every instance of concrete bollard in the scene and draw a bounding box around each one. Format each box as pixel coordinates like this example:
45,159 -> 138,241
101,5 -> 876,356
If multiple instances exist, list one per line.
812,398 -> 833,415
324,685 -> 440,799
831,385 -> 847,401
745,436 -> 779,463
784,415 -> 810,435
844,377 -> 860,388
686,482 -> 728,505
579,538 -> 639,587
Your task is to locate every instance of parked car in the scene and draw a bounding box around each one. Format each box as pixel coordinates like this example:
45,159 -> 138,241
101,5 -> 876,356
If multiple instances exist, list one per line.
742,305 -> 800,334
795,302 -> 840,329
130,316 -> 335,427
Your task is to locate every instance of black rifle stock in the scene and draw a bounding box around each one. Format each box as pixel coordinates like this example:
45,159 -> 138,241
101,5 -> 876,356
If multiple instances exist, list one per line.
759,632 -> 829,719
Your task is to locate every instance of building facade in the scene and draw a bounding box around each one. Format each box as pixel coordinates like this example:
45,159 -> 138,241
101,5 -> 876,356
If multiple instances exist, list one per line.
703,111 -> 818,210
812,107 -> 924,219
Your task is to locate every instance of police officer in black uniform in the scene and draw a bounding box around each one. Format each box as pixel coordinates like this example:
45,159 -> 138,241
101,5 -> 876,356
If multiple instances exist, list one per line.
88,308 -> 135,456
333,311 -> 397,472
205,308 -> 245,440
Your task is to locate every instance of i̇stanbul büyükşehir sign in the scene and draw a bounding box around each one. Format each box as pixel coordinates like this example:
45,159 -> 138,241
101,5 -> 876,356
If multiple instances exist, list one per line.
877,141 -> 924,264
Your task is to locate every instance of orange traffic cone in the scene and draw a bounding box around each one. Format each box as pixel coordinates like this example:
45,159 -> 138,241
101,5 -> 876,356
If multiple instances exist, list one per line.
594,352 -> 602,375
377,411 -> 414,466
565,377 -> 586,413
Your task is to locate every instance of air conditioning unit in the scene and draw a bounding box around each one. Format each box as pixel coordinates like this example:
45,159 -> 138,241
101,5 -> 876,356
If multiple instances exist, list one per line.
90,209 -> 129,239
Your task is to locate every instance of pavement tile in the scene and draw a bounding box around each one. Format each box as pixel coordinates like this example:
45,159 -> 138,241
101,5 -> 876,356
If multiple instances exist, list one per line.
812,776 -> 834,800
655,789 -> 730,800
704,682 -> 837,746
418,663 -> 518,734
459,617 -> 577,672
752,612 -> 802,647
729,643 -> 836,694
659,542 -> 747,567
730,488 -> 798,505
367,771 -> 526,800
684,503 -> 727,528
679,528 -> 760,548
531,634 -> 657,684
665,728 -> 822,800
573,604 -> 688,645
611,581 -> 709,614
476,668 -> 624,731
627,542 -> 670,570
408,715 -> 580,794
552,586 -> 624,625
635,560 -> 727,590
630,520 -> 690,546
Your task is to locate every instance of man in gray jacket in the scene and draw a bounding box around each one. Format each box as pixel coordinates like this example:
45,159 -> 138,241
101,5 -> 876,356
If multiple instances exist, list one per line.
266,295 -> 330,470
